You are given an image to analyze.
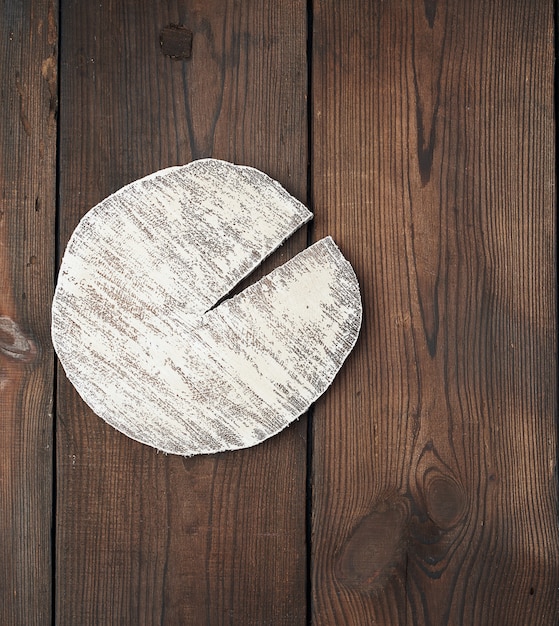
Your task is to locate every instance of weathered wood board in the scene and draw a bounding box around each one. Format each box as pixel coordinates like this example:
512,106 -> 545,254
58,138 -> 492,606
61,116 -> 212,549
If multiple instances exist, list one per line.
311,0 -> 558,624
0,1 -> 56,624
56,0 -> 309,623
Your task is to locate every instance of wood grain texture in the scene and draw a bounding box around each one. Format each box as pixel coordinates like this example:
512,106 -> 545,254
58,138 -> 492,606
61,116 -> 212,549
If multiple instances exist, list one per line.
57,0 -> 308,623
0,1 -> 57,624
311,1 -> 558,624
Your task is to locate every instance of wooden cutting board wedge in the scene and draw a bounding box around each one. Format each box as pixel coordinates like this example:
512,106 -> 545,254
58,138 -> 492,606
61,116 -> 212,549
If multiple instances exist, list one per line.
52,159 -> 362,455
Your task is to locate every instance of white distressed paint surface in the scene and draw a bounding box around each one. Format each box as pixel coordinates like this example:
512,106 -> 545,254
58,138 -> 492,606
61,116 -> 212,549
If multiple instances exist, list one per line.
52,159 -> 362,455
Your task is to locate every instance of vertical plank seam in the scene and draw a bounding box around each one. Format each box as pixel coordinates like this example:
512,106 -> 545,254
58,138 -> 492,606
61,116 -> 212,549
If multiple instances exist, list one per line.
553,0 -> 559,542
306,0 -> 314,624
306,408 -> 314,626
52,0 -> 62,622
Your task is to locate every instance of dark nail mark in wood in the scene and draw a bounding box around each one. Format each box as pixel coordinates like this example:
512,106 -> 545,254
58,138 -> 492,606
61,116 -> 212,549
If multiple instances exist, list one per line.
336,496 -> 409,591
0,316 -> 38,363
160,25 -> 193,60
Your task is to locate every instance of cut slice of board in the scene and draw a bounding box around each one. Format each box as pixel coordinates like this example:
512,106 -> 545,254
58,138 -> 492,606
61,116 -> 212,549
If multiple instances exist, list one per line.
52,159 -> 362,455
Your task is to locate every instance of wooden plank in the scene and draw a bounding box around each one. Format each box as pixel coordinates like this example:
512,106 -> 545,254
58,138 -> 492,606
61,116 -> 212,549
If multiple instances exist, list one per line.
311,0 -> 558,623
0,1 -> 57,624
56,0 -> 308,623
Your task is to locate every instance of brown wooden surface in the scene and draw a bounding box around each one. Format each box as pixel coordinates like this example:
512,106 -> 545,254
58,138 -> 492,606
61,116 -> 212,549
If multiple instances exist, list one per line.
311,0 -> 558,624
0,1 -> 57,624
2,0 -> 557,624
56,0 -> 308,624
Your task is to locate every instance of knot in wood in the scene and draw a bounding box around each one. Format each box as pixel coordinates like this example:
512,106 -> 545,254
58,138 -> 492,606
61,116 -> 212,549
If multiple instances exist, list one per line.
424,474 -> 466,530
336,496 -> 410,592
0,316 -> 37,363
